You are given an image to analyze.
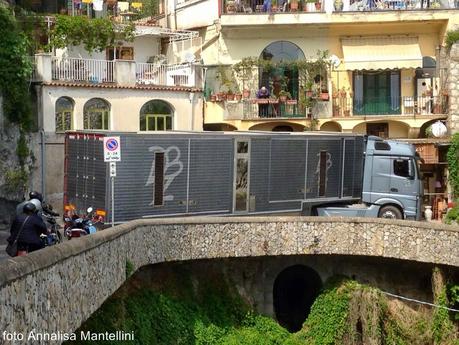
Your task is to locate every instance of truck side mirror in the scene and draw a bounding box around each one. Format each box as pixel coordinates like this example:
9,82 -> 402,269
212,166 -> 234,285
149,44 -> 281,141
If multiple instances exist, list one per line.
408,161 -> 415,180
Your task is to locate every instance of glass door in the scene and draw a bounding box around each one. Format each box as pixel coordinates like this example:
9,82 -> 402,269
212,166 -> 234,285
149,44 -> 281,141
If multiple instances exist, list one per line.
233,140 -> 250,213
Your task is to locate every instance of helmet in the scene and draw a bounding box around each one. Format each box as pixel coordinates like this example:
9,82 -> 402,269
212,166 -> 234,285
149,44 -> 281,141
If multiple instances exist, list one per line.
23,202 -> 37,214
29,191 -> 43,202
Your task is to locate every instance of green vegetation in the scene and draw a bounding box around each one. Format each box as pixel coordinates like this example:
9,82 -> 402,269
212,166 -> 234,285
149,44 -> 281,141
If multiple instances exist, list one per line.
47,15 -> 135,53
447,133 -> 459,199
70,265 -> 458,345
446,30 -> 459,50
125,259 -> 134,279
0,6 -> 33,130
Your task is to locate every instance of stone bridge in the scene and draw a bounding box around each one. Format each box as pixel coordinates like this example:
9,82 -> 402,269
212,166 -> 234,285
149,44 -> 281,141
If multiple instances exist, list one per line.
0,217 -> 458,344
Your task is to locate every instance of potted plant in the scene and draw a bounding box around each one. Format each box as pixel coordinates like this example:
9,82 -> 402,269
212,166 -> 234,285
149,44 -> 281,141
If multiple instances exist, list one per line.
334,0 -> 343,10
235,93 -> 243,101
271,0 -> 278,12
278,90 -> 291,102
226,0 -> 237,13
227,88 -> 235,101
305,81 -> 314,97
315,0 -> 322,11
243,89 -> 251,98
290,0 -> 299,10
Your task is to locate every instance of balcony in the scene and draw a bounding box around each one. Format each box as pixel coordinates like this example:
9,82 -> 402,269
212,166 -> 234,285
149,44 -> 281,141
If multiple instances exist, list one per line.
331,95 -> 449,117
222,0 -> 457,14
220,0 -> 458,28
32,54 -> 203,89
207,94 -> 448,123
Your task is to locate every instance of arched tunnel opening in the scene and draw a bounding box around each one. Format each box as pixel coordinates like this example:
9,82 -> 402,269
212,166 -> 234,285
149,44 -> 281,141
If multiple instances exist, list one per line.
273,265 -> 323,333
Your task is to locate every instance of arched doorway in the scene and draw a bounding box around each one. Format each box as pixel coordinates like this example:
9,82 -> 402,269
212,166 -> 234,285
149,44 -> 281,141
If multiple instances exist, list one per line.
272,125 -> 293,132
83,98 -> 110,130
55,97 -> 74,132
259,41 -> 305,100
273,265 -> 322,332
139,100 -> 174,131
320,121 -> 342,132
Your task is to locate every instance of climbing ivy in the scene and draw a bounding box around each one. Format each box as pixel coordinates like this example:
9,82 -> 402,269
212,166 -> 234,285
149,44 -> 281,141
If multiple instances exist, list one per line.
447,132 -> 459,198
47,15 -> 135,53
0,6 -> 33,130
446,30 -> 459,50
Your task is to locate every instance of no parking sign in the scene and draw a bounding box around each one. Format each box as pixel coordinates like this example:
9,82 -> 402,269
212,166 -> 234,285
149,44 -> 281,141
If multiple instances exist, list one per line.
103,136 -> 121,162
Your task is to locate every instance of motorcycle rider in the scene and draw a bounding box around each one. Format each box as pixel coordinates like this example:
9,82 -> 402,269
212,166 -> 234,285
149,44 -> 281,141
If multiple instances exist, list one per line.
16,191 -> 59,217
8,202 -> 48,255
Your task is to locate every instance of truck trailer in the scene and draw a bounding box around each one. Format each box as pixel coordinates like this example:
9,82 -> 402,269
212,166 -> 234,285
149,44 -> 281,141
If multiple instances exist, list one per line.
64,131 -> 422,223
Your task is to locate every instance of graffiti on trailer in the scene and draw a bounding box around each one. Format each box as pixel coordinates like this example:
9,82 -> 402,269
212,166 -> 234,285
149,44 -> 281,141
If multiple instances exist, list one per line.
146,146 -> 183,205
315,151 -> 333,195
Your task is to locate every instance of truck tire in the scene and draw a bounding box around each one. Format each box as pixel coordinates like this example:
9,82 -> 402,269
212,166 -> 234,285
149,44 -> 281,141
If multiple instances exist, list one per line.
378,205 -> 403,219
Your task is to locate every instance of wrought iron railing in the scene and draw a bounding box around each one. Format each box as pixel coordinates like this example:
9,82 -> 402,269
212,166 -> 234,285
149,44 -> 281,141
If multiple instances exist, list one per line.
52,57 -> 115,83
332,95 -> 448,117
224,99 -> 307,120
221,0 -> 457,14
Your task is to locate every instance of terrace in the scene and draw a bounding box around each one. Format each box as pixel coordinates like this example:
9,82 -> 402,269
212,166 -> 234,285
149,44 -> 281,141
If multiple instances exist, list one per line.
31,54 -> 203,89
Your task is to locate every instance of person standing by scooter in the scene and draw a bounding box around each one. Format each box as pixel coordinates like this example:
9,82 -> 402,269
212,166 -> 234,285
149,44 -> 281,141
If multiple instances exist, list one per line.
7,203 -> 48,256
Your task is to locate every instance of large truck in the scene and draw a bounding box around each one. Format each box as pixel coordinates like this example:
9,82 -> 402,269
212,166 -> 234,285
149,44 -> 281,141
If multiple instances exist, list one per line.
64,131 -> 422,223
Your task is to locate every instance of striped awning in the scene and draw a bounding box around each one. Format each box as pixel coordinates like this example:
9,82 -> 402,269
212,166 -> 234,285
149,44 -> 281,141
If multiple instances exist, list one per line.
341,36 -> 423,70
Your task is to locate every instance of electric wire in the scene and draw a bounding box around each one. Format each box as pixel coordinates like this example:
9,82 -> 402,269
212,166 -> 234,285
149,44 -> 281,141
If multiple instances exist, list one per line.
381,290 -> 459,313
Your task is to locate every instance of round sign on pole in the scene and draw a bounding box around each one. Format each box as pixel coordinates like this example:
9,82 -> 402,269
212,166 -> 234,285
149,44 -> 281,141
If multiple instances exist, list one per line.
103,136 -> 121,162
431,121 -> 447,138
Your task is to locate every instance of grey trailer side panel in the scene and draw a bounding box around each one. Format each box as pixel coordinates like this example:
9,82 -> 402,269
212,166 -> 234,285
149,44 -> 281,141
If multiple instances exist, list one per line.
250,139 -> 302,212
188,138 -> 233,213
342,137 -> 365,198
269,139 -> 307,202
65,134 -> 106,213
114,137 -> 189,220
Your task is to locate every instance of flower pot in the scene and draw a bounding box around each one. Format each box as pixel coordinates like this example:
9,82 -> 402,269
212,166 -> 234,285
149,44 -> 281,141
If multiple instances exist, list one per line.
227,93 -> 235,101
320,92 -> 329,101
315,2 -> 321,10
235,93 -> 242,101
334,1 -> 343,10
210,95 -> 217,102
424,206 -> 433,222
306,90 -> 313,98
344,109 -> 350,117
217,92 -> 227,101
279,95 -> 288,102
243,89 -> 250,98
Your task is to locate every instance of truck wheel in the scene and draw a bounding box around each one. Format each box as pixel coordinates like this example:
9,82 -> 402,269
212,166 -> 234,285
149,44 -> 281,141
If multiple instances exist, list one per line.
378,205 -> 402,219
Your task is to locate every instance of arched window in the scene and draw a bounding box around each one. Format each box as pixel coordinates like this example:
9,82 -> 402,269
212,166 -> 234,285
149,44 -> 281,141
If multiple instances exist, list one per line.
83,98 -> 110,130
259,41 -> 305,100
139,100 -> 173,131
55,97 -> 74,132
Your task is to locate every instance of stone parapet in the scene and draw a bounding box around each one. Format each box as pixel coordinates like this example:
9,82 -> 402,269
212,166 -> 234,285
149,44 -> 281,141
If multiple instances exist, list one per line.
0,217 -> 458,344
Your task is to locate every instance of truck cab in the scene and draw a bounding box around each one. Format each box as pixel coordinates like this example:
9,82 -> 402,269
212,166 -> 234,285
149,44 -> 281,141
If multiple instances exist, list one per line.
362,137 -> 422,220
317,136 -> 422,220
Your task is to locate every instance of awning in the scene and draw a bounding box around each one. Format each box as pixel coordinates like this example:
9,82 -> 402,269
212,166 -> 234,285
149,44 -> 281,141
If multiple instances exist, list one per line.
341,36 -> 423,70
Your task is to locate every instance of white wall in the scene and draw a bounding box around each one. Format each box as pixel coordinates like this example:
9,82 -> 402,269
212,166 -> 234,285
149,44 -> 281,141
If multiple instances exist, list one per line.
40,86 -> 203,133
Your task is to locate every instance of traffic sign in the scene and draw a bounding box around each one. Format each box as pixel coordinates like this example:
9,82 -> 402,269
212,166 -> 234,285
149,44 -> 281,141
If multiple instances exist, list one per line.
103,136 -> 121,162
109,162 -> 117,177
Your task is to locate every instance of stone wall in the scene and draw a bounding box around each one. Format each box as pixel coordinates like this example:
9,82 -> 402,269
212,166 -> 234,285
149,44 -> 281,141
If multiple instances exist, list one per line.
448,43 -> 459,134
0,217 -> 458,344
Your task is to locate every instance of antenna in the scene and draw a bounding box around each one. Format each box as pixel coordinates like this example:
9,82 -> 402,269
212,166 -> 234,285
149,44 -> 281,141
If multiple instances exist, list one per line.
329,55 -> 341,68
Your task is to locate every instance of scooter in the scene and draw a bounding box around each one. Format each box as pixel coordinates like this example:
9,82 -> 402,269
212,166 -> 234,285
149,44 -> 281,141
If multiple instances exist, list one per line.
64,207 -> 103,239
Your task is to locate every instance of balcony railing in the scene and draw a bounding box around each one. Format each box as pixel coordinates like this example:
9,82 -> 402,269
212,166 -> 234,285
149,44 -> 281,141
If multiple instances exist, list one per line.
136,63 -> 196,87
47,57 -> 201,88
332,95 -> 448,117
52,57 -> 115,83
222,0 -> 457,14
224,99 -> 306,120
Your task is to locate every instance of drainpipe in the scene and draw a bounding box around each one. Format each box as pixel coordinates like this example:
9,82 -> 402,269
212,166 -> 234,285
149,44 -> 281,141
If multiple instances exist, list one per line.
189,91 -> 195,130
40,129 -> 46,200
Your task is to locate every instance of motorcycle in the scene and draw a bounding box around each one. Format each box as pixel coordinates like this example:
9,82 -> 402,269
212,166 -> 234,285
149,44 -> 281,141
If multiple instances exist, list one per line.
42,209 -> 63,245
64,207 -> 104,239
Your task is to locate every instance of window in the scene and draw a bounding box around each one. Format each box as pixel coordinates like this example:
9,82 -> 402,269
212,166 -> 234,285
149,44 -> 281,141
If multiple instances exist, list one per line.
394,159 -> 412,178
83,98 -> 110,130
367,123 -> 388,138
259,41 -> 305,102
55,97 -> 74,132
106,47 -> 134,60
154,152 -> 164,206
140,100 -> 173,131
318,151 -> 327,197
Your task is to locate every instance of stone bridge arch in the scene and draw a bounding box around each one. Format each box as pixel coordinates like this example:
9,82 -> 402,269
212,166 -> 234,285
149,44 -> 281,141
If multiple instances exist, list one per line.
0,217 -> 458,343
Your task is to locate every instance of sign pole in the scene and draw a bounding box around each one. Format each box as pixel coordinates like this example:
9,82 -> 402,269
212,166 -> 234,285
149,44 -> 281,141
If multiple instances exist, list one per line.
104,137 -> 121,228
111,176 -> 115,227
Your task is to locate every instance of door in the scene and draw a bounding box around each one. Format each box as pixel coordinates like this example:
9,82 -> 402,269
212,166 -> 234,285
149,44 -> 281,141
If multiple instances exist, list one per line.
390,157 -> 418,215
369,155 -> 391,203
233,139 -> 250,213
